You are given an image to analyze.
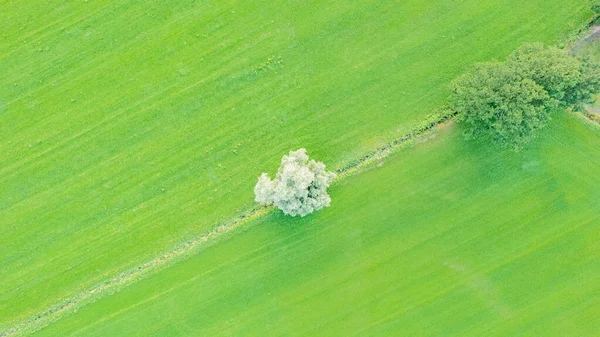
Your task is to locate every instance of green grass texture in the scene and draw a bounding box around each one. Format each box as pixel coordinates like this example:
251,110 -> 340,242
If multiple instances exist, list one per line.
0,0 -> 594,332
31,113 -> 600,336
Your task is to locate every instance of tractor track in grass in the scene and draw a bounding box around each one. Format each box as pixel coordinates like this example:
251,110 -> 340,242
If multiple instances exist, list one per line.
0,111 -> 456,337
5,15 -> 599,337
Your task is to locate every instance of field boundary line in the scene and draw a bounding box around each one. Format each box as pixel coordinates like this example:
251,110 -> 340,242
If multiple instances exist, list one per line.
0,207 -> 270,337
4,14 -> 599,337
0,111 -> 456,337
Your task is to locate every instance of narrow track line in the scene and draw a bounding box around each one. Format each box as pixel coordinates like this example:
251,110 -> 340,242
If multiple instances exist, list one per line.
0,111 -> 455,337
0,6 -> 104,60
0,205 -> 270,337
0,29 -> 275,180
349,216 -> 599,336
3,14 -> 597,337
3,3 -> 242,106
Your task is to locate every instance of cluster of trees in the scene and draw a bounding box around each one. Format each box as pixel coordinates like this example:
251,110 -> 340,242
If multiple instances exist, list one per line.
254,149 -> 336,217
450,43 -> 600,150
255,17 -> 600,217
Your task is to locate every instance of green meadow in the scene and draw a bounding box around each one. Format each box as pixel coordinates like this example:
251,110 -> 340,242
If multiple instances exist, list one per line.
31,113 -> 600,336
0,0 -> 597,335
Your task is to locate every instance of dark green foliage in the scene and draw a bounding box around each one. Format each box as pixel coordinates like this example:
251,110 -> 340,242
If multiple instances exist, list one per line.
507,44 -> 582,105
451,62 -> 553,150
593,2 -> 600,14
451,43 -> 600,150
568,55 -> 600,109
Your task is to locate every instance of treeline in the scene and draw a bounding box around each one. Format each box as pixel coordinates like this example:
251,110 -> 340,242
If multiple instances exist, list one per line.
450,42 -> 600,150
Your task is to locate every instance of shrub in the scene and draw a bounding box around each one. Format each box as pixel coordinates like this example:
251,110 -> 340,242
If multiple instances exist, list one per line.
254,149 -> 336,217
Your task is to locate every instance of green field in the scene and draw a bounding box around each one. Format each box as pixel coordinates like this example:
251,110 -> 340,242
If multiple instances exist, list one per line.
31,113 -> 600,336
1,0 -> 598,335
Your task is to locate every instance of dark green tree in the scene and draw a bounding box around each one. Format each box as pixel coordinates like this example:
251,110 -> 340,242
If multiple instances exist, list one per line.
451,43 -> 600,150
507,43 -> 582,105
451,62 -> 553,150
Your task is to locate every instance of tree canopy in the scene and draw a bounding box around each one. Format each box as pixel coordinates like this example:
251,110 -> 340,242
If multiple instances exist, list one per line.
450,43 -> 600,150
254,149 -> 336,217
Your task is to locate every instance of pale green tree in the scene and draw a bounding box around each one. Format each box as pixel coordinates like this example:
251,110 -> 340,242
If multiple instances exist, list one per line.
254,149 -> 336,217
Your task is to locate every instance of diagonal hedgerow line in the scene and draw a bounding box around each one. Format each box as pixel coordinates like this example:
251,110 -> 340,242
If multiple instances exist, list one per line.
0,111 -> 456,337
0,207 -> 271,337
3,16 -> 597,336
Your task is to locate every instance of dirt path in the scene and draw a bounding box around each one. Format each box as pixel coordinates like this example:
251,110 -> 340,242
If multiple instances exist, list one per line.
570,25 -> 600,53
574,22 -> 600,125
587,105 -> 600,114
583,25 -> 600,41
583,104 -> 600,125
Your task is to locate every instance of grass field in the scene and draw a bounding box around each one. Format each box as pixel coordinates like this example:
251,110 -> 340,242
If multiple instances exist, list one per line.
30,113 -> 600,336
0,0 -> 597,335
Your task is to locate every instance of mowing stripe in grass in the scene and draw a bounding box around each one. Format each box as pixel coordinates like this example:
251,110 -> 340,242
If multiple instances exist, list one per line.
0,206 -> 269,337
0,110 -> 454,337
4,21 -> 597,333
2,2 -> 595,334
27,112 -> 600,337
